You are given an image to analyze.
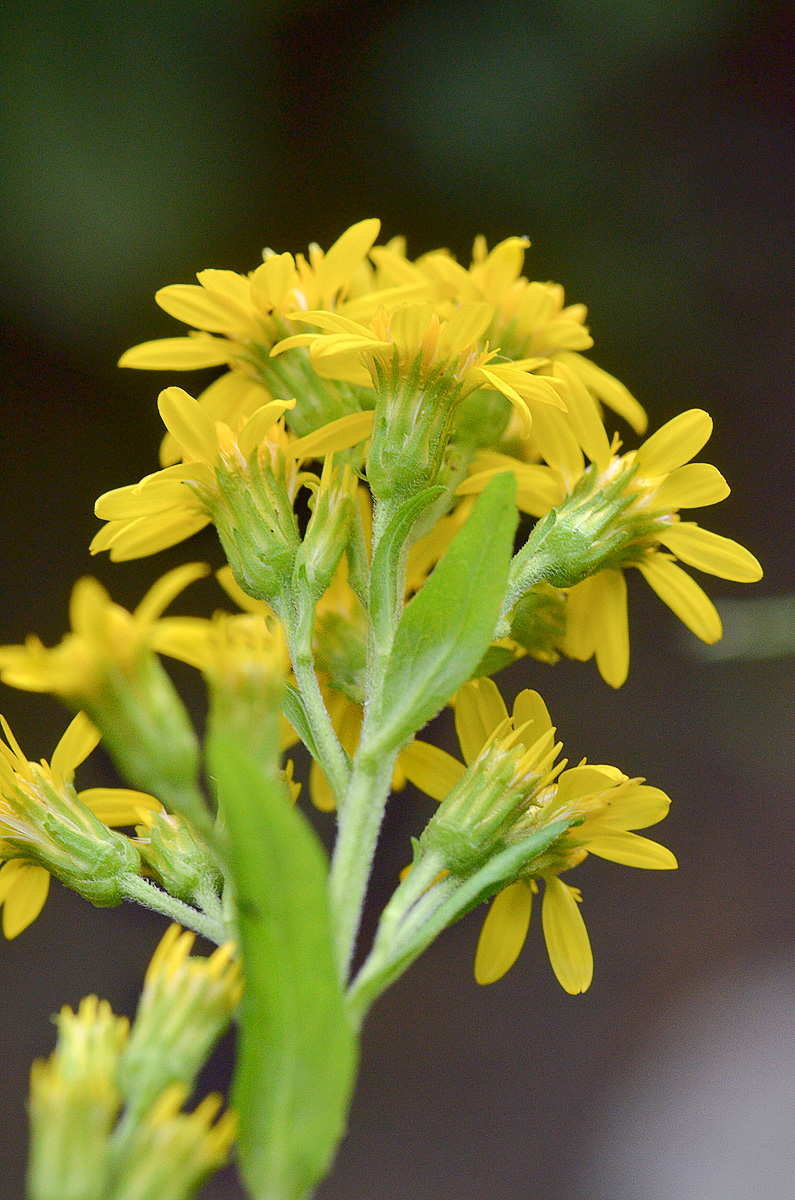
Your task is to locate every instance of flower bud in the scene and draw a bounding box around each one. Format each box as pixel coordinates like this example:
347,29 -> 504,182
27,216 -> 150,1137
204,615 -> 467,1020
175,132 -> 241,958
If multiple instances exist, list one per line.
27,996 -> 128,1200
118,925 -> 242,1122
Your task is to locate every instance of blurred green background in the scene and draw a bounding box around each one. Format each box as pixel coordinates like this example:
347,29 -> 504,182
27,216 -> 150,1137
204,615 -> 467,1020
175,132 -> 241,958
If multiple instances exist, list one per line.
2,1 -> 794,1197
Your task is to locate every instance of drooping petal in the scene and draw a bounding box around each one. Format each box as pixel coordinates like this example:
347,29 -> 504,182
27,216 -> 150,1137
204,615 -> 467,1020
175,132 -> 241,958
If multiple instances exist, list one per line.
1,862 -> 50,938
634,409 -> 712,477
592,569 -> 629,688
398,741 -> 465,802
636,554 -> 722,643
558,352 -> 647,434
474,881 -> 533,985
528,402 -> 584,485
541,876 -> 593,994
657,523 -> 762,582
586,829 -> 678,868
553,360 -> 612,471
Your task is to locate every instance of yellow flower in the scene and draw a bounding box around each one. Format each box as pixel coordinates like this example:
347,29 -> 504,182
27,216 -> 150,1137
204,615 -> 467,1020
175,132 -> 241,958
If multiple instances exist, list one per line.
400,677 -> 675,993
373,234 -> 648,435
560,409 -> 763,686
118,219 -> 384,374
91,389 -> 298,562
0,563 -> 208,701
272,300 -> 568,431
0,713 -> 160,937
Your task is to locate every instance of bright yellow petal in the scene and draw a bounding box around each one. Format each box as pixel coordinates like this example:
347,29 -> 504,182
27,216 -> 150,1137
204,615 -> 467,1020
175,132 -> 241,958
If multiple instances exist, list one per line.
657,523 -> 762,582
250,253 -> 297,313
79,788 -> 162,825
586,830 -> 678,869
634,409 -> 712,476
553,361 -> 612,470
436,302 -> 493,359
238,400 -> 297,458
157,388 -> 219,466
50,712 -> 100,784
155,283 -> 257,336
552,765 -> 616,809
195,268 -> 252,308
118,336 -> 231,370
592,569 -> 629,688
288,411 -> 375,461
457,460 -> 564,518
652,462 -> 730,509
474,881 -> 533,985
314,218 -> 381,299
1,863 -> 50,938
397,740 -> 465,801
541,876 -> 593,994
133,563 -> 210,626
454,678 -> 508,765
92,509 -> 212,562
559,352 -> 647,434
636,554 -> 722,642
527,401 -> 584,484
594,783 -> 670,830
511,690 -> 553,740
562,575 -> 599,661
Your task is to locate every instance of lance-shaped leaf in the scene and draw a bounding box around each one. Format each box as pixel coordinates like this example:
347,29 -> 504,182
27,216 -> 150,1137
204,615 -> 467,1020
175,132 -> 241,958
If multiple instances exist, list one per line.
207,731 -> 358,1200
372,473 -> 517,753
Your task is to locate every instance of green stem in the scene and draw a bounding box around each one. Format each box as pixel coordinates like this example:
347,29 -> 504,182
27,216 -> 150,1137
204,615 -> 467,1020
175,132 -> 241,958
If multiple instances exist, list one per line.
119,873 -> 226,944
327,744 -> 397,982
278,596 -> 351,806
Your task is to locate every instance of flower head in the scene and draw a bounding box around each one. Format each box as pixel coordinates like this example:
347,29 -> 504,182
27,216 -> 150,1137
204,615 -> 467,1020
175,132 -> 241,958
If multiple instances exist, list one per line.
0,713 -> 159,937
559,408 -> 763,686
0,563 -> 208,701
118,219 -> 384,375
400,677 -> 675,993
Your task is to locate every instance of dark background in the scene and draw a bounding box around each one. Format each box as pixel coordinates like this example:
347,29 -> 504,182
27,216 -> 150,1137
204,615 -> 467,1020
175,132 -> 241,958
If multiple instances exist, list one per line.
2,2 -> 794,1197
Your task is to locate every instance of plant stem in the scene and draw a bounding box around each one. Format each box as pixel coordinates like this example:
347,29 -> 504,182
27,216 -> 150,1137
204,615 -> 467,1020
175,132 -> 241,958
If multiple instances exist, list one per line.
327,743 -> 397,982
279,596 -> 351,806
120,873 -> 226,944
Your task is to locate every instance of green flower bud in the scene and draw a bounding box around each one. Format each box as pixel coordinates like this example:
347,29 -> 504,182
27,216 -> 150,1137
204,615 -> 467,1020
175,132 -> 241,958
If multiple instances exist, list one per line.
27,996 -> 128,1200
135,810 -> 223,908
0,763 -> 141,908
293,458 -> 357,604
118,925 -> 242,1123
109,1084 -> 236,1200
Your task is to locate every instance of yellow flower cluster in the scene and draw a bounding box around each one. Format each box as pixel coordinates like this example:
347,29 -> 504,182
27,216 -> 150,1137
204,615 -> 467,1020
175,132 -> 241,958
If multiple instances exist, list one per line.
401,677 -> 675,993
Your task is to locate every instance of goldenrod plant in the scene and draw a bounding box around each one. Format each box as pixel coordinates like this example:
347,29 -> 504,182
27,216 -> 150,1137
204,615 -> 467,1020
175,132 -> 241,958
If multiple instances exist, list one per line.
0,220 -> 762,1200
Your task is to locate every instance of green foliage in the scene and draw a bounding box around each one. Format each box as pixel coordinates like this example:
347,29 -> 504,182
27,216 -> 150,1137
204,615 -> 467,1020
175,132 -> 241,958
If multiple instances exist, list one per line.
372,472 -> 518,752
207,731 -> 358,1200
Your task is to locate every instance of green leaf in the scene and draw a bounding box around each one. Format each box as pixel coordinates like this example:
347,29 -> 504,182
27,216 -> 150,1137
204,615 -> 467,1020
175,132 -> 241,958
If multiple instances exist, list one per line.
281,682 -> 321,763
373,472 -> 517,753
207,731 -> 358,1200
369,486 -> 445,646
